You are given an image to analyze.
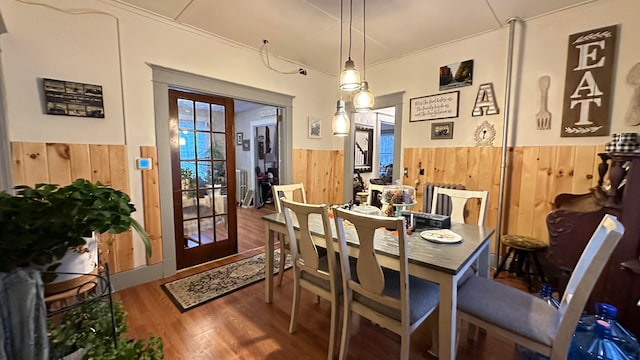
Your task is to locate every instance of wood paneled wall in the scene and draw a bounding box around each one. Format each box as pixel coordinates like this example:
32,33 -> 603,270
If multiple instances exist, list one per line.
292,149 -> 344,205
403,145 -> 605,244
9,142 -> 161,273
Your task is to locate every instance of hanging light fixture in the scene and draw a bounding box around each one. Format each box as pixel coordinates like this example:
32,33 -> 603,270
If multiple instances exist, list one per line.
353,0 -> 374,112
339,0 -> 361,91
333,0 -> 350,136
332,99 -> 350,136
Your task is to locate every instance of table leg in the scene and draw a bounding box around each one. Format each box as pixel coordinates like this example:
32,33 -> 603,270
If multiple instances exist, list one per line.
265,224 -> 274,303
438,276 -> 456,360
478,239 -> 491,278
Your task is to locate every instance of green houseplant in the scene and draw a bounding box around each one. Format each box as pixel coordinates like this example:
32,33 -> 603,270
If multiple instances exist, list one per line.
48,299 -> 163,359
0,178 -> 152,278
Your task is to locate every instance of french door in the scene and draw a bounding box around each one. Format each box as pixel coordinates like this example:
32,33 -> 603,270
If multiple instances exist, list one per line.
169,89 -> 237,269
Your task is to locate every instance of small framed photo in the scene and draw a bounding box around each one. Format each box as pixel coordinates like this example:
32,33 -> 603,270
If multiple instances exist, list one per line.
242,139 -> 250,151
308,116 -> 321,139
431,122 -> 454,140
439,59 -> 473,91
236,132 -> 243,145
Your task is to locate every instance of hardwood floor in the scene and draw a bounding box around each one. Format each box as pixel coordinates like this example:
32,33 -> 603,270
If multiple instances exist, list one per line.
115,206 -> 532,359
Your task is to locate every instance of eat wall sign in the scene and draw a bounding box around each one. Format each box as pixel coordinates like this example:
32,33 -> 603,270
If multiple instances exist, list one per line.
561,25 -> 617,137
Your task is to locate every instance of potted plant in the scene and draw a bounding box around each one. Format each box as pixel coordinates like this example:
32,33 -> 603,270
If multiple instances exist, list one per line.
0,178 -> 152,280
48,299 -> 163,359
0,179 -> 154,359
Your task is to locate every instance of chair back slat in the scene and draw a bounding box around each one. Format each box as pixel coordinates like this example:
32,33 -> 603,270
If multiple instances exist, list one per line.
273,183 -> 306,213
280,198 -> 333,273
431,187 -> 488,226
334,209 -> 408,321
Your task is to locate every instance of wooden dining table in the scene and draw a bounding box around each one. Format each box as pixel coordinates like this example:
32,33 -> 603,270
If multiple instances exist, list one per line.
262,212 -> 495,360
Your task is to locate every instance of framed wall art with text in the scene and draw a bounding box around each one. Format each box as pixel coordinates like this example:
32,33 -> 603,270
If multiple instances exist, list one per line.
561,25 -> 617,137
410,91 -> 459,122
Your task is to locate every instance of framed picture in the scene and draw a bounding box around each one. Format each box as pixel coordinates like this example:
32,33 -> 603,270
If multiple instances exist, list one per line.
242,139 -> 250,151
236,132 -> 243,145
439,59 -> 473,91
43,78 -> 105,118
308,116 -> 321,139
410,91 -> 459,122
431,122 -> 454,139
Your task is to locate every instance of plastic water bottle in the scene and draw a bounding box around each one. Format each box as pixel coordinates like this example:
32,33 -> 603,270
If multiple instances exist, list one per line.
571,320 -> 634,360
539,283 -> 560,308
580,304 -> 640,359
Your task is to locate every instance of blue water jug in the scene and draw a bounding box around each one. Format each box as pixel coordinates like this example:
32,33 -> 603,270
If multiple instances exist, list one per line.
575,303 -> 640,359
571,320 -> 634,360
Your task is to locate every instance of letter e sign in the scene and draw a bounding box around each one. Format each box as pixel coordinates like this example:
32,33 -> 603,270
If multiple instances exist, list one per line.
561,25 -> 618,137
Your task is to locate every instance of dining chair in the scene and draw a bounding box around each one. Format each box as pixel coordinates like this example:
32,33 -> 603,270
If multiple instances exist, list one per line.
456,214 -> 624,360
366,184 -> 385,208
333,208 -> 440,360
279,198 -> 340,360
430,187 -> 488,226
272,183 -> 307,286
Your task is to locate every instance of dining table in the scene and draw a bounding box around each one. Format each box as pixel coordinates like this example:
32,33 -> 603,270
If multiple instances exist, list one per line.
262,212 -> 495,360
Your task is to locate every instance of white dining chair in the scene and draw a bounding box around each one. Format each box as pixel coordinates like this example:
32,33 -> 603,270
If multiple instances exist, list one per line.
333,208 -> 440,360
272,183 -> 307,286
280,198 -> 340,360
430,187 -> 488,226
456,214 -> 624,359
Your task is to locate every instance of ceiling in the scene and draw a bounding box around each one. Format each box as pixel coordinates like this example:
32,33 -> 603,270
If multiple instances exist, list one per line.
111,0 -> 597,75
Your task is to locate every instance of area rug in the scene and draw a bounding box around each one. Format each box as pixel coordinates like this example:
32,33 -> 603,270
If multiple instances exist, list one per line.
161,249 -> 291,312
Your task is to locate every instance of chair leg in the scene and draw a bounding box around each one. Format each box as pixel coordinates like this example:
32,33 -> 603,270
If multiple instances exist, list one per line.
338,302 -> 352,360
400,334 -> 410,360
494,247 -> 514,278
289,269 -> 301,333
327,296 -> 339,360
278,234 -> 286,286
531,251 -> 547,284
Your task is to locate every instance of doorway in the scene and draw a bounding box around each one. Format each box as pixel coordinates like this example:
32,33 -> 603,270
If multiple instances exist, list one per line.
342,92 -> 404,203
151,65 -> 294,279
169,89 -> 237,269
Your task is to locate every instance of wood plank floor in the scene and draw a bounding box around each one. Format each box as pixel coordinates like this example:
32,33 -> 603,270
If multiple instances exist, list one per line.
115,205 -> 533,360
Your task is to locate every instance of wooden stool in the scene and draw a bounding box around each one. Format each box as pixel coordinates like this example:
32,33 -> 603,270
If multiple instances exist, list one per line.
494,234 -> 548,291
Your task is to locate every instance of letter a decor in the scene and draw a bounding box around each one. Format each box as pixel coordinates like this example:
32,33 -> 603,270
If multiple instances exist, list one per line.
472,83 -> 499,116
561,25 -> 618,137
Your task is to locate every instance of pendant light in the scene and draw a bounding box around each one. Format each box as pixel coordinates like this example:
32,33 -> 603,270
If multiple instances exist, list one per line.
339,0 -> 361,91
353,0 -> 375,112
332,0 -> 350,136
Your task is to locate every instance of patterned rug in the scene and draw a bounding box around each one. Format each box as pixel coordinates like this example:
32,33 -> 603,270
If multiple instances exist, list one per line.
161,249 -> 291,312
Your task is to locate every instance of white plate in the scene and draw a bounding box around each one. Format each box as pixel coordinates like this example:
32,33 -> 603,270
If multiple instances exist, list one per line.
420,229 -> 462,244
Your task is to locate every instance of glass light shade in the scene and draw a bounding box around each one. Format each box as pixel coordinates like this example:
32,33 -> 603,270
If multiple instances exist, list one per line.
353,81 -> 375,113
332,100 -> 350,137
339,59 -> 361,91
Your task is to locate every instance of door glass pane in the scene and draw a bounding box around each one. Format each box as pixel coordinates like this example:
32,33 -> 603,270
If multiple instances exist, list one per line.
195,132 -> 211,160
178,99 -> 194,130
197,162 -> 213,188
213,161 -> 226,186
180,162 -> 196,190
199,218 -> 214,244
212,104 -> 225,132
200,196 -> 213,217
183,219 -> 198,248
212,134 -> 226,160
214,215 -> 228,241
182,191 -> 197,218
214,191 -> 227,215
195,102 -> 211,131
179,132 -> 195,160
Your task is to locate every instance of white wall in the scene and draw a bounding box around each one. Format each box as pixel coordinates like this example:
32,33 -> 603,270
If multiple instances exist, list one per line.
367,0 -> 640,149
0,0 -> 339,269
